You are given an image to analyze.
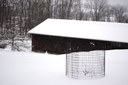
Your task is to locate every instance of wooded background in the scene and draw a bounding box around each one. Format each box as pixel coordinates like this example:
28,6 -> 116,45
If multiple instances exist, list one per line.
0,0 -> 128,51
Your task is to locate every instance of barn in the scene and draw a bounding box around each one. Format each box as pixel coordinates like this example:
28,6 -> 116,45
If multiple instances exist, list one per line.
28,18 -> 128,79
28,18 -> 128,54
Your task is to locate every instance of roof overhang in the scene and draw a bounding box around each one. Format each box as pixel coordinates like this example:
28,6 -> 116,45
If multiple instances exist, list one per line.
28,18 -> 128,43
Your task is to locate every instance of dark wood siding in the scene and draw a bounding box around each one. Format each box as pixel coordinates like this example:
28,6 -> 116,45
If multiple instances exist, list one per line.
32,34 -> 128,54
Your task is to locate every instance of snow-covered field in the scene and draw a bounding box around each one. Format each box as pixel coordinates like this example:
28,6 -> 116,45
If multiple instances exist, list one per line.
0,50 -> 128,85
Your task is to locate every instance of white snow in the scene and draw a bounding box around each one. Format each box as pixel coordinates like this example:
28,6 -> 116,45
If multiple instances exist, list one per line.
0,50 -> 128,85
0,39 -> 31,52
28,18 -> 128,43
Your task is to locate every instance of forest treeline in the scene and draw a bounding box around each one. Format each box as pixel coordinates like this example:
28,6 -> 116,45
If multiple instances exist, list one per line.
0,0 -> 128,50
0,0 -> 128,37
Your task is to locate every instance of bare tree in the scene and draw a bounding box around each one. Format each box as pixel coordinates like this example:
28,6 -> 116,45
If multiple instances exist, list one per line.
123,13 -> 128,23
85,0 -> 108,21
0,0 -> 11,34
111,5 -> 127,23
71,0 -> 85,20
53,0 -> 74,19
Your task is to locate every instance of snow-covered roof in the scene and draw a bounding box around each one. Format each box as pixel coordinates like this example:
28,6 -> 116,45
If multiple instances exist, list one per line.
28,18 -> 128,43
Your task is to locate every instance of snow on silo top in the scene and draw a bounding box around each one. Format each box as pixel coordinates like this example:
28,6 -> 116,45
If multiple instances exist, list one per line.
28,18 -> 128,43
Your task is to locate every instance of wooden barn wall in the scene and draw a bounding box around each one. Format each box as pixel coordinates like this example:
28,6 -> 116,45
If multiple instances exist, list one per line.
32,34 -> 128,54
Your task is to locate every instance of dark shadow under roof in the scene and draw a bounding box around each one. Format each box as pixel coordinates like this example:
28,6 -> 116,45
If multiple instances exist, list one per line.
32,34 -> 128,54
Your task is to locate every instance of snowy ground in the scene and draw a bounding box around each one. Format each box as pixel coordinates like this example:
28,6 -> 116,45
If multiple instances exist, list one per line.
0,39 -> 31,52
0,50 -> 128,85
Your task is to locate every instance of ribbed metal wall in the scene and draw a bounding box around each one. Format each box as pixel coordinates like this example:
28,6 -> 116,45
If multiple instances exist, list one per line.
66,51 -> 105,79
